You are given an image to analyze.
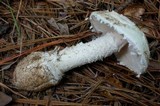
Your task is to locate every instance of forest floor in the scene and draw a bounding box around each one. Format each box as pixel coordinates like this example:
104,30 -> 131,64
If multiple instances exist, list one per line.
0,0 -> 160,106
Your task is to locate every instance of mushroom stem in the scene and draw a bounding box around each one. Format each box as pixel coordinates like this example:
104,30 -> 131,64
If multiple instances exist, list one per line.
54,32 -> 126,73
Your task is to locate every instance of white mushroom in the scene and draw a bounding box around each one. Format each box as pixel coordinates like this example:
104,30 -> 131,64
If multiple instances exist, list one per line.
90,11 -> 150,76
13,11 -> 150,91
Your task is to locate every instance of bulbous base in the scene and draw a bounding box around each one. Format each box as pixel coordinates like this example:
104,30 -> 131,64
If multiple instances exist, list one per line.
13,52 -> 63,91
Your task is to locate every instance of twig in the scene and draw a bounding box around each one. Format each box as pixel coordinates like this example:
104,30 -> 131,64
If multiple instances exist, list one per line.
0,82 -> 27,99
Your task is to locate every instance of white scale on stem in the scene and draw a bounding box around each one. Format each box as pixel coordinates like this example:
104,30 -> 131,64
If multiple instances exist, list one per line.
13,11 -> 150,91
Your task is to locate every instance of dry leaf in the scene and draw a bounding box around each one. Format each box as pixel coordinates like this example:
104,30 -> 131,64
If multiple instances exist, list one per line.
48,18 -> 59,30
107,76 -> 123,88
57,23 -> 69,35
149,59 -> 160,71
48,18 -> 69,35
123,4 -> 145,20
101,90 -> 114,99
139,21 -> 156,38
0,91 -> 12,106
140,27 -> 155,37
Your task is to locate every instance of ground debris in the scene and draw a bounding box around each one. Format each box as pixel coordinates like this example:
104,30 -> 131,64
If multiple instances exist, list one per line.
0,0 -> 159,105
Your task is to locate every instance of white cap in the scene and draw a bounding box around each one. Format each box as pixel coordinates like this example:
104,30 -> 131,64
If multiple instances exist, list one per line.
90,11 -> 150,75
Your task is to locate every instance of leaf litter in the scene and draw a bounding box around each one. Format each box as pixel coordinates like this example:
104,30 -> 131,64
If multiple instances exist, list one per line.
0,0 -> 160,105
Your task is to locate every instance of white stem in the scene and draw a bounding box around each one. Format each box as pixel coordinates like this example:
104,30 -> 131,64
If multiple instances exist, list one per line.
51,32 -> 126,73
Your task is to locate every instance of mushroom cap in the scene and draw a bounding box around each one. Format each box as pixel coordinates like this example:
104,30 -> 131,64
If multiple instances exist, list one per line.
89,11 -> 150,75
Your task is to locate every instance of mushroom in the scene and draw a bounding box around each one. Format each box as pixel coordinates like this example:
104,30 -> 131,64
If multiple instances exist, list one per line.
13,11 -> 150,91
